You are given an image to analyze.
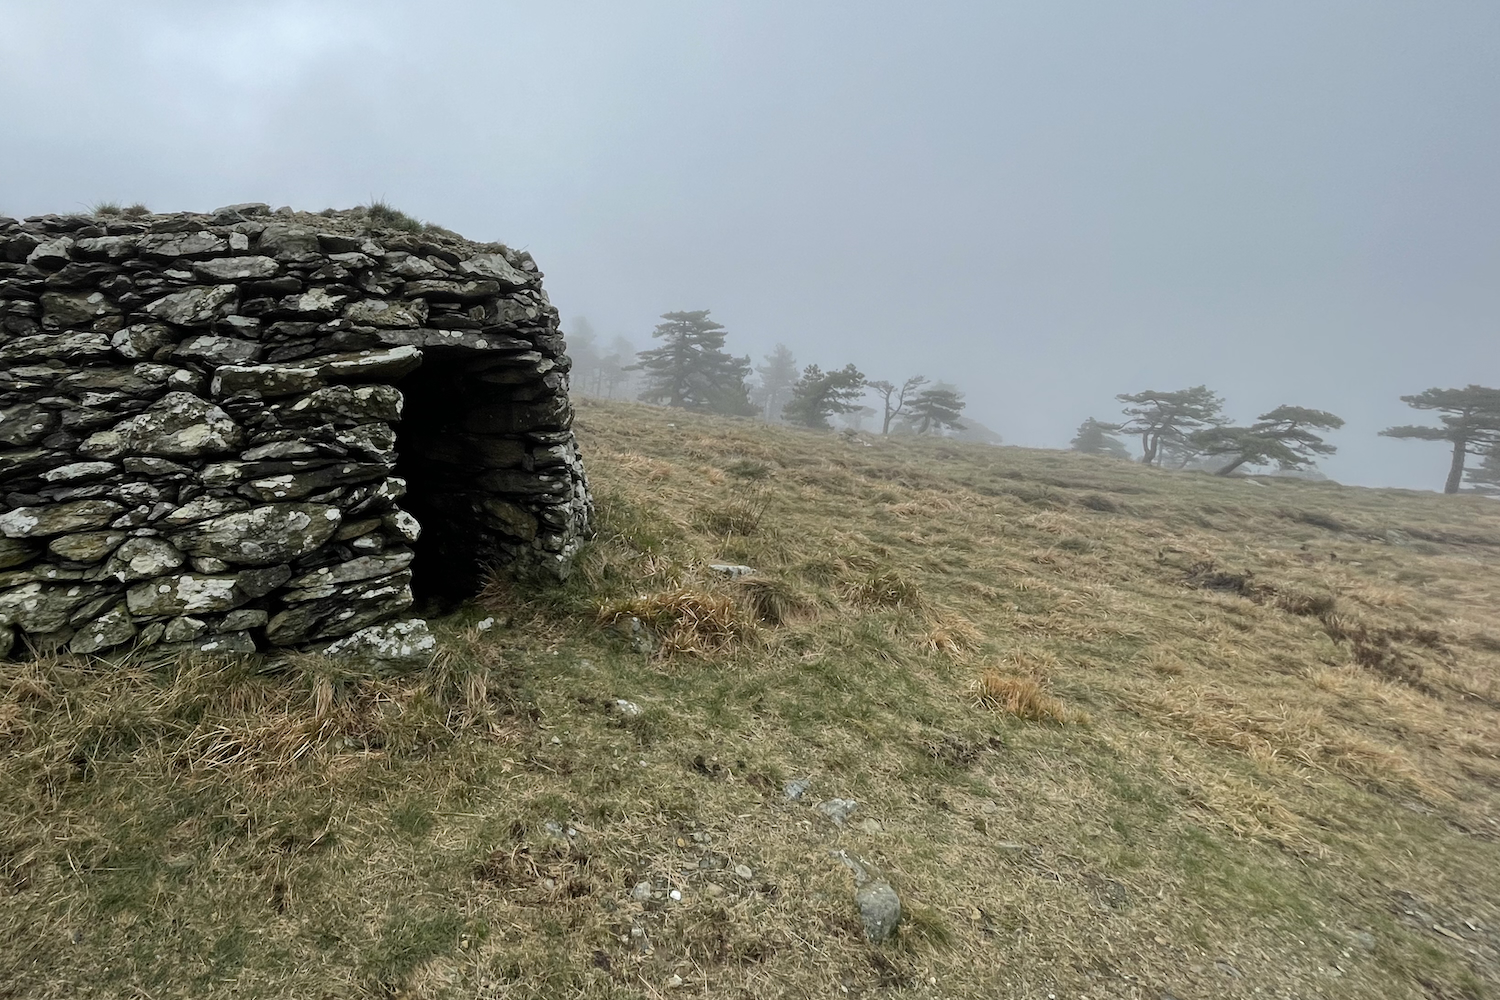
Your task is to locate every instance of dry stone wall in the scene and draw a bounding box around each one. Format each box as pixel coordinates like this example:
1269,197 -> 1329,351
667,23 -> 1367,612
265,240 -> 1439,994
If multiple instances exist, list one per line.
0,204 -> 591,661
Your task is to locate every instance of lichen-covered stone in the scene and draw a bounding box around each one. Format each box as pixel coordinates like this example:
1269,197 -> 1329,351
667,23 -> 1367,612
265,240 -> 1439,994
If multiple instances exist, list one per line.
0,539 -> 39,570
47,531 -> 126,563
317,617 -> 435,670
70,603 -> 136,654
107,537 -> 186,581
104,392 -> 243,457
0,501 -> 125,538
143,284 -> 237,326
169,503 -> 342,566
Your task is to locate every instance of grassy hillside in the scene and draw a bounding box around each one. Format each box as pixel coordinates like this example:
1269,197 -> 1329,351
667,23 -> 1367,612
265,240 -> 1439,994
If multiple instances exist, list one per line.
4,397 -> 1499,999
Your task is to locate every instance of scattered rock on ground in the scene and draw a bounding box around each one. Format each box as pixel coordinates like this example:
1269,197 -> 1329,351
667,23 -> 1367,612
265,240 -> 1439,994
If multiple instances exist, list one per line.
833,850 -> 902,943
816,798 -> 859,826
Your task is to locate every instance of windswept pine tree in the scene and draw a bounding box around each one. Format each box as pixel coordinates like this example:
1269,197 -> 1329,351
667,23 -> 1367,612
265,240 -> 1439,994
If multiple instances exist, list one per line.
907,383 -> 967,435
1117,386 -> 1225,466
782,363 -> 866,430
1380,385 -> 1500,494
1071,417 -> 1131,459
633,310 -> 754,415
1193,405 -> 1343,476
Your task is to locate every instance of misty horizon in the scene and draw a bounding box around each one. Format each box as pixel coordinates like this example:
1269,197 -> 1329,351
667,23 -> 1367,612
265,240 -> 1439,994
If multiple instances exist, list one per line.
3,2 -> 1496,491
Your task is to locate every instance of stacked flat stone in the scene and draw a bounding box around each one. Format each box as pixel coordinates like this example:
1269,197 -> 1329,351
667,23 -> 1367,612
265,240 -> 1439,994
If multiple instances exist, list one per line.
0,204 -> 591,660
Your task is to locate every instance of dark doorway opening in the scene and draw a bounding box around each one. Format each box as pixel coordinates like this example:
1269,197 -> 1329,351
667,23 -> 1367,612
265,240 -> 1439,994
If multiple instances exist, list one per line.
394,352 -> 489,610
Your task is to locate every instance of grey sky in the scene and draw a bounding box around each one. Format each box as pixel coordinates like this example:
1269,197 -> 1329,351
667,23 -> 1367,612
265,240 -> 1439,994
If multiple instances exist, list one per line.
3,2 -> 1496,490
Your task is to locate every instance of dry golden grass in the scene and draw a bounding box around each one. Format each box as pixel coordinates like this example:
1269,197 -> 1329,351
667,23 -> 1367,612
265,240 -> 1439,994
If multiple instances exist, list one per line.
972,671 -> 1071,723
598,586 -> 752,658
4,396 -> 1500,1000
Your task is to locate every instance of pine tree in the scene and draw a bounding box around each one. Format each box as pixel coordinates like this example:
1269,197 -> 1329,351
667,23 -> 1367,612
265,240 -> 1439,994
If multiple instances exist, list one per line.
1071,418 -> 1130,459
1380,385 -> 1500,494
783,364 -> 866,430
1116,386 -> 1225,466
908,383 -> 966,435
1193,405 -> 1343,476
868,375 -> 928,435
751,344 -> 799,421
633,310 -> 754,415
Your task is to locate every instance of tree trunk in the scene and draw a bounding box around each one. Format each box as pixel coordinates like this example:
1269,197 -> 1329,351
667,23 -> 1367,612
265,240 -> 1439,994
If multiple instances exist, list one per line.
1141,432 -> 1157,465
1445,435 -> 1468,494
881,405 -> 893,435
1215,455 -> 1248,477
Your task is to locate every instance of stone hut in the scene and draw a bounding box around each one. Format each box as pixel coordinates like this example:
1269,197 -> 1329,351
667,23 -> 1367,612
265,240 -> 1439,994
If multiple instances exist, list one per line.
0,205 -> 592,660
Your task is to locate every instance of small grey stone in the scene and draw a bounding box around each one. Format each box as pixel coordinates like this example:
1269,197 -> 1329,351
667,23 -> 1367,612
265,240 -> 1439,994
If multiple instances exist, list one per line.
382,510 -> 421,543
162,616 -> 210,643
708,563 -> 756,579
733,864 -> 753,880
854,881 -> 902,943
631,881 -> 652,903
190,556 -> 230,574
110,323 -> 176,361
612,698 -> 643,718
816,798 -> 859,826
219,608 -> 268,631
783,778 -> 811,802
192,630 -> 256,655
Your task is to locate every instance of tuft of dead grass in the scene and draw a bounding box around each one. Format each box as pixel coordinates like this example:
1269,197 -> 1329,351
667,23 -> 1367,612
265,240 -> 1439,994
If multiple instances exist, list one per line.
735,576 -> 816,626
845,569 -> 925,609
598,587 -> 752,658
922,610 -> 983,655
972,671 -> 1072,724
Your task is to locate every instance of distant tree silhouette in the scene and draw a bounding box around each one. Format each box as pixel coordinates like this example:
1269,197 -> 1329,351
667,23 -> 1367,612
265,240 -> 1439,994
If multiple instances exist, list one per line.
783,364 -> 866,430
1468,442 -> 1500,494
633,310 -> 754,415
1071,417 -> 1131,459
752,343 -> 799,421
1117,386 -> 1225,466
908,384 -> 966,435
1193,405 -> 1343,476
1380,385 -> 1500,494
868,375 -> 928,435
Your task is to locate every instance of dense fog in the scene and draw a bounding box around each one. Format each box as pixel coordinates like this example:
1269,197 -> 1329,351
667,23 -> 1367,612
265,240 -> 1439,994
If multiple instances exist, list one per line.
3,1 -> 1496,490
